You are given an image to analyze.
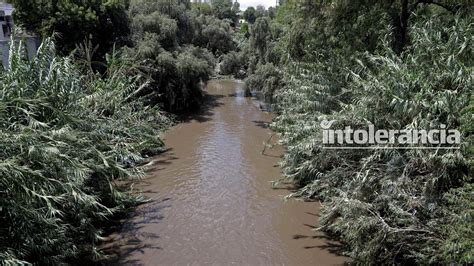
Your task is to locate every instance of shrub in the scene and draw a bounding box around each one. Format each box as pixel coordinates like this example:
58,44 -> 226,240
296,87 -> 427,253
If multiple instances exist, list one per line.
127,0 -> 218,112
271,15 -> 473,264
0,39 -> 169,264
192,14 -> 235,55
219,51 -> 241,76
10,0 -> 130,60
244,63 -> 282,103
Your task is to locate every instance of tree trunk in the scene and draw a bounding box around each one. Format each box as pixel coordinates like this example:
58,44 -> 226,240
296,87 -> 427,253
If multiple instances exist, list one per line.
392,0 -> 410,54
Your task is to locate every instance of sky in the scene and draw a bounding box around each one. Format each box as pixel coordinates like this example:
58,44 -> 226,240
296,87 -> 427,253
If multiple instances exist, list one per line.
238,0 -> 276,10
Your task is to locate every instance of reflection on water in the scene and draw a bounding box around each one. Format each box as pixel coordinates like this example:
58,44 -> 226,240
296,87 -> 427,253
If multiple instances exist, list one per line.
102,80 -> 348,265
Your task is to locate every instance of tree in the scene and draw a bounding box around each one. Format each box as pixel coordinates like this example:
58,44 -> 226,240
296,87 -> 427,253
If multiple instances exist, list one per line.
268,6 -> 276,19
192,2 -> 213,16
232,0 -> 240,14
193,14 -> 234,54
250,17 -> 271,62
243,6 -> 256,24
387,0 -> 462,54
211,0 -> 235,21
9,0 -> 130,58
285,0 -> 469,55
127,0 -> 217,112
244,0 -> 474,263
255,5 -> 267,18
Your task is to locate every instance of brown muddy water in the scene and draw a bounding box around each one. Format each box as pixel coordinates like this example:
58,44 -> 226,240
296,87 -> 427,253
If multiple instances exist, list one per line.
103,79 -> 348,265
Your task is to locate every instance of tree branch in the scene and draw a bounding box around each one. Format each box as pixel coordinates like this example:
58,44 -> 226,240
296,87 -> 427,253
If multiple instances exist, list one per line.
410,0 -> 456,14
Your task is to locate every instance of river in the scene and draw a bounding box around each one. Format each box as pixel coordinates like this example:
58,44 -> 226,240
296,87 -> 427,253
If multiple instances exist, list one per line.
103,79 -> 348,265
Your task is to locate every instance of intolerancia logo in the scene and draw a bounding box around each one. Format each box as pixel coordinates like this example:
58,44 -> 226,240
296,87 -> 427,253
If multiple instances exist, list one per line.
320,120 -> 461,150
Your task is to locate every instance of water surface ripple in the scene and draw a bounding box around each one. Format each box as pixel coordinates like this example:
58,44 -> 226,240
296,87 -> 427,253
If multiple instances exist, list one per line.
104,80 -> 348,265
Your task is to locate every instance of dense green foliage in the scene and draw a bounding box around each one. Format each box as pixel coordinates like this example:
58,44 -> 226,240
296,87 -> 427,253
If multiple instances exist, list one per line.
218,11 -> 283,79
218,30 -> 253,78
9,0 -> 237,112
219,51 -> 242,76
8,0 -> 131,59
243,6 -> 256,24
245,62 -> 280,102
192,14 -> 234,54
126,0 -> 238,112
0,39 -> 169,263
0,1 -> 240,262
243,0 -> 473,264
4,0 -> 472,264
210,0 -> 238,22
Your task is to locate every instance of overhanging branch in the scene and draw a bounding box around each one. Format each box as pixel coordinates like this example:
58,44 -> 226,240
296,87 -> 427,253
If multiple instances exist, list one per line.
410,0 -> 456,14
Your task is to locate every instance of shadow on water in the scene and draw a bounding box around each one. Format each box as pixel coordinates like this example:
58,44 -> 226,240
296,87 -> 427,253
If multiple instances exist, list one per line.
176,93 -> 225,123
99,79 -> 349,265
99,91 -> 228,265
100,198 -> 171,265
252,120 -> 271,129
97,148 -> 179,265
291,231 -> 347,256
289,212 -> 347,258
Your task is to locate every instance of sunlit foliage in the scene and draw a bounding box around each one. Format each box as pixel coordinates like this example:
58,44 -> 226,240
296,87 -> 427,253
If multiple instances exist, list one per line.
245,0 -> 473,263
8,0 -> 131,59
0,39 -> 169,263
127,0 -> 224,112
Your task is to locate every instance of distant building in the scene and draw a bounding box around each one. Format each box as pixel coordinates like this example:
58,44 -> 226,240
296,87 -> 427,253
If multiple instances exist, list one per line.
191,0 -> 211,3
0,0 -> 40,69
0,0 -> 13,41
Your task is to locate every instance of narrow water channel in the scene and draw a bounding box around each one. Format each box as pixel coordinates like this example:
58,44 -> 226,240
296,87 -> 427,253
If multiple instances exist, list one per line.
104,80 -> 348,265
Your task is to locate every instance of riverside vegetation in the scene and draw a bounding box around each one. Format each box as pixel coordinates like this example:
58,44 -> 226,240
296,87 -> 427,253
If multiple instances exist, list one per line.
1,0 -> 473,264
1,0 -> 237,263
0,39 -> 170,263
231,0 -> 473,264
